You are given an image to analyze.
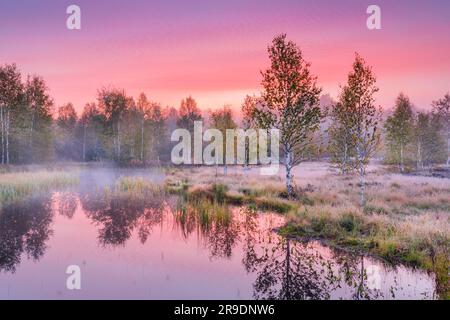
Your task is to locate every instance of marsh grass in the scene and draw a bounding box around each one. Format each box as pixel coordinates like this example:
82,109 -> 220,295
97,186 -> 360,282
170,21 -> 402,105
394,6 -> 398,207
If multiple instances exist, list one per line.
0,170 -> 79,206
115,176 -> 164,195
175,197 -> 233,236
95,176 -> 167,208
177,183 -> 297,214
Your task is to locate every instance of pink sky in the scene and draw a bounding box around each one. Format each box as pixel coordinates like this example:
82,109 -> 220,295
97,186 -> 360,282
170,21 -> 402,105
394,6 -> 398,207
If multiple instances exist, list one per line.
1,0 -> 449,114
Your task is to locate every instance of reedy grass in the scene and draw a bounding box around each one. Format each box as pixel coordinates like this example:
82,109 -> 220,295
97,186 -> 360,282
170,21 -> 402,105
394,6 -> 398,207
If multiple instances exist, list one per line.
176,198 -> 232,232
115,176 -> 164,195
175,183 -> 297,214
0,170 -> 79,207
97,176 -> 166,207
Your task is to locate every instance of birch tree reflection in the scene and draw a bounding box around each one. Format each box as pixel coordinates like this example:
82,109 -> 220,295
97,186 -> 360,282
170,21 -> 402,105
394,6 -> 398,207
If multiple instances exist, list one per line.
240,209 -> 387,300
248,238 -> 338,300
80,191 -> 165,247
0,196 -> 53,273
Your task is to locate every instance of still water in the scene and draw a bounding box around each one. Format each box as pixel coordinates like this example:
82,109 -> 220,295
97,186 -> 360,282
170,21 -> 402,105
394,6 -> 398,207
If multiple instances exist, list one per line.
0,172 -> 438,300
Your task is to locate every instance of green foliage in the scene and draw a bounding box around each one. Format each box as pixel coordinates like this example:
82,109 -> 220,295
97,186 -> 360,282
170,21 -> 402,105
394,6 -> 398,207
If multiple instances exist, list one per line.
328,54 -> 382,206
414,112 -> 447,168
177,96 -> 202,132
328,118 -> 356,174
210,106 -> 237,167
55,103 -> 79,160
384,93 -> 414,171
0,64 -> 54,164
211,183 -> 229,203
339,213 -> 362,233
250,34 -> 323,196
329,54 -> 382,178
432,93 -> 450,165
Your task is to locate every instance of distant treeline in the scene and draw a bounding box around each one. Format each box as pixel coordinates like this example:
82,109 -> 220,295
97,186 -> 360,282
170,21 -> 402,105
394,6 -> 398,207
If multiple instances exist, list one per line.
0,61 -> 448,168
0,63 -> 188,165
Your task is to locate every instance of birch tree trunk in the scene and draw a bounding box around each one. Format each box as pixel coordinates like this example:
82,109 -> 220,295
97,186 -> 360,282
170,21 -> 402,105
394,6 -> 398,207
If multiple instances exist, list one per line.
447,134 -> 450,166
356,142 -> 366,208
285,147 -> 294,198
359,163 -> 366,207
417,141 -> 423,170
82,122 -> 87,162
29,111 -> 35,150
6,109 -> 10,164
343,141 -> 348,174
400,143 -> 404,173
117,120 -> 121,160
140,118 -> 144,162
0,106 -> 4,165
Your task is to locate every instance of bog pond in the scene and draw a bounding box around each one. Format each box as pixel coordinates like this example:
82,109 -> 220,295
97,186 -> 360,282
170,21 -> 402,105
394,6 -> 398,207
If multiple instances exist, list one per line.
0,169 -> 438,299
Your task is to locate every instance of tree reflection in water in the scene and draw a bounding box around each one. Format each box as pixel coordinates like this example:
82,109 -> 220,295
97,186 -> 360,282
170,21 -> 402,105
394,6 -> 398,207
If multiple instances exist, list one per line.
79,191 -> 166,247
239,208 -> 390,300
0,196 -> 53,273
239,208 -> 337,299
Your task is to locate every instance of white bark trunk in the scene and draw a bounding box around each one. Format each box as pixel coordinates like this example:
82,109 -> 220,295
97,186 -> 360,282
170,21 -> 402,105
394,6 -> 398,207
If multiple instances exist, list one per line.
400,143 -> 404,173
285,149 -> 294,197
82,123 -> 87,162
359,163 -> 366,207
447,136 -> 450,166
417,141 -> 423,170
6,109 -> 10,164
29,111 -> 35,160
117,121 -> 121,160
0,106 -> 4,165
356,142 -> 366,208
141,118 -> 144,162
342,141 -> 348,174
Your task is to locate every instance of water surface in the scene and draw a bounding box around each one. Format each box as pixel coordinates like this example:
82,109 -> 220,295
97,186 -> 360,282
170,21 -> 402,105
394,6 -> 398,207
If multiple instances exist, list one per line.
0,172 -> 438,299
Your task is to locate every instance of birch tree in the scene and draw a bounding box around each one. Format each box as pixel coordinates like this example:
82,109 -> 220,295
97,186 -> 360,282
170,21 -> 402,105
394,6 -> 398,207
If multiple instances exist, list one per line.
414,113 -> 427,170
251,34 -> 322,197
144,101 -> 165,164
79,103 -> 106,162
432,93 -> 450,166
210,106 -> 237,175
55,103 -> 78,160
342,54 -> 381,207
136,93 -> 151,162
241,95 -> 259,170
328,94 -> 356,174
25,75 -> 53,162
414,112 -> 447,168
97,88 -> 129,161
385,93 -> 414,172
177,96 -> 202,134
0,64 -> 23,165
414,112 -> 432,169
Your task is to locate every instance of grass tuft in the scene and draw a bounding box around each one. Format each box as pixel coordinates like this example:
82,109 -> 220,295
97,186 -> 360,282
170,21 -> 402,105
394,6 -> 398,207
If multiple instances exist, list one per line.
0,170 -> 79,206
